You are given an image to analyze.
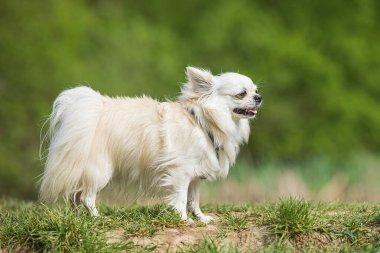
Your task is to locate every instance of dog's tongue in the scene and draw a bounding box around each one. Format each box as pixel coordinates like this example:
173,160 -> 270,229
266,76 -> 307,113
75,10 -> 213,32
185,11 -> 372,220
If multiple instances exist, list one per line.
247,108 -> 257,114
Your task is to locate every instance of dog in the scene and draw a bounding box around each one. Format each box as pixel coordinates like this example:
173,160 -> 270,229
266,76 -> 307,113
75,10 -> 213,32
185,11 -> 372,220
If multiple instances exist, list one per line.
39,67 -> 262,223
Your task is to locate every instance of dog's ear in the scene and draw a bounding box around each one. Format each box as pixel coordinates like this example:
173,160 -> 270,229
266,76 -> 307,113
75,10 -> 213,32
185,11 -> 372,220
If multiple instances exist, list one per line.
186,67 -> 214,92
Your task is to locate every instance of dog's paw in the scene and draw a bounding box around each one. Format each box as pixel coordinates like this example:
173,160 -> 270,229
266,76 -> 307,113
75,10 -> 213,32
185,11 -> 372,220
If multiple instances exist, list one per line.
199,214 -> 214,224
185,217 -> 195,225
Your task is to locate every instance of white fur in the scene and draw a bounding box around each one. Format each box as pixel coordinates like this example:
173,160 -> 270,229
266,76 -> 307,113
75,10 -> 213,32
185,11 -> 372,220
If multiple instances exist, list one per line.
39,66 -> 261,223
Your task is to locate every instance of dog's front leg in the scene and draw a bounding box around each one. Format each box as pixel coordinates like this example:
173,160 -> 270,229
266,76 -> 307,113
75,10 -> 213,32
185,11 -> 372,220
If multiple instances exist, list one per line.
166,176 -> 191,222
187,179 -> 214,224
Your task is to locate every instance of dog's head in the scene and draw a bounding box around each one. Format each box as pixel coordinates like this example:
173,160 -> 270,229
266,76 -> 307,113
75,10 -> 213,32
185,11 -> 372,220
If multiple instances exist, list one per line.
181,67 -> 262,120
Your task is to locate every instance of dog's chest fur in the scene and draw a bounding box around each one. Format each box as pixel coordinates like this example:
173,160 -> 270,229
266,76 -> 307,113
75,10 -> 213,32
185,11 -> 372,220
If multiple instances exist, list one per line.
157,102 -> 250,181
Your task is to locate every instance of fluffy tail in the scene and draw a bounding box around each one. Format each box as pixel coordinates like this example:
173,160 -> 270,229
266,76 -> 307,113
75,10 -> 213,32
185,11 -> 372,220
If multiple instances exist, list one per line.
39,86 -> 103,203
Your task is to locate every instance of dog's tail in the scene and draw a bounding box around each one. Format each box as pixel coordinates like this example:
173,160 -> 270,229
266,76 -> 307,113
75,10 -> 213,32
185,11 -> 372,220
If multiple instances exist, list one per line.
39,86 -> 103,203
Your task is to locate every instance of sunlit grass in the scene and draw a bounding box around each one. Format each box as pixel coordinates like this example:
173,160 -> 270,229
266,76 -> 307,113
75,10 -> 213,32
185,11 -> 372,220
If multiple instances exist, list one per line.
219,213 -> 249,232
182,238 -> 238,253
0,198 -> 379,252
262,198 -> 319,238
0,204 -> 130,252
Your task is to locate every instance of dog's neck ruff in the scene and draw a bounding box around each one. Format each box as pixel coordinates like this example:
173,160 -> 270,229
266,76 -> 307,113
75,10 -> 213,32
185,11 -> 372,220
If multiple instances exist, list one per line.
188,109 -> 220,159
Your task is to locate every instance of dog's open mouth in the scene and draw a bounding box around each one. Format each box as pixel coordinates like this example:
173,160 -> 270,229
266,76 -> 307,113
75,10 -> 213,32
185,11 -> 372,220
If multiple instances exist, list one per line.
233,108 -> 257,117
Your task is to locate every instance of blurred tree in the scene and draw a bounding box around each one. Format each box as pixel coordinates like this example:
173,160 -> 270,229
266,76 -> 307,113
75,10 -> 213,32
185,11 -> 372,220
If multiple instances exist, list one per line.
0,0 -> 379,199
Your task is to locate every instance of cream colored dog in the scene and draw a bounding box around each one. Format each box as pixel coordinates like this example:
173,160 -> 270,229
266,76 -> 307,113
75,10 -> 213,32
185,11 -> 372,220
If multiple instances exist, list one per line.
39,67 -> 262,223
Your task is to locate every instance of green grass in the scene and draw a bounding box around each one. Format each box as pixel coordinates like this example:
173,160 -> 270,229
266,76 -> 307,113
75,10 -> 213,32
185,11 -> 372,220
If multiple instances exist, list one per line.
182,238 -> 239,253
219,213 -> 249,232
262,197 -> 319,238
1,198 -> 379,252
101,204 -> 183,237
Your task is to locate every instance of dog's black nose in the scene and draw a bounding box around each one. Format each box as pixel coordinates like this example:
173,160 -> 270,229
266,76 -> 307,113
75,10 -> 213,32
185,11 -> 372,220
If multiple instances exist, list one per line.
254,94 -> 262,103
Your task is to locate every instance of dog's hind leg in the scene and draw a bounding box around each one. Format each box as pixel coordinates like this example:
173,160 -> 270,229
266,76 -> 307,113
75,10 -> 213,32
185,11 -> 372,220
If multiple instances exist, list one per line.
83,191 -> 99,216
70,191 -> 82,208
81,156 -> 113,217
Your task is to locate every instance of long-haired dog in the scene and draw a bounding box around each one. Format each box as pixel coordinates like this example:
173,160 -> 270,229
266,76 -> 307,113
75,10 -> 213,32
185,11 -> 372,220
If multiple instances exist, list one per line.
39,67 -> 262,223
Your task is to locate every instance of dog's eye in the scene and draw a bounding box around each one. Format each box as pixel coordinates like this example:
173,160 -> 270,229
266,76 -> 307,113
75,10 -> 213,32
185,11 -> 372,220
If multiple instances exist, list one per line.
236,90 -> 247,99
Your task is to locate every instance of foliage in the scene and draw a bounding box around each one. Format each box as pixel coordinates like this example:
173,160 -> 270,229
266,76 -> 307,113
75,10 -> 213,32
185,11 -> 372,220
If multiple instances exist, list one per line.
1,198 -> 379,252
183,238 -> 239,253
0,204 -> 131,252
219,213 -> 249,232
262,197 -> 320,238
0,0 -> 380,198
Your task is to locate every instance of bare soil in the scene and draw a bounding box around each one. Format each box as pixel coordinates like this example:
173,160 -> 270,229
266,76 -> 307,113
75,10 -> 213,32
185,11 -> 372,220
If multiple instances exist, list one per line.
105,221 -> 269,252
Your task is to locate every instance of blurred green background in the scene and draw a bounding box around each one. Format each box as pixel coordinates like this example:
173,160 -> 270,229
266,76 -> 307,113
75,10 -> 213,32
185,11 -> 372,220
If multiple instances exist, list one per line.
1,0 -> 379,201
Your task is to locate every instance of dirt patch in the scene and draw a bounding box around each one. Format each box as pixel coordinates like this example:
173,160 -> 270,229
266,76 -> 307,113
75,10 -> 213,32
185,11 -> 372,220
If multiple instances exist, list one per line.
105,222 -> 270,252
105,229 -> 125,244
130,224 -> 218,252
223,226 -> 267,251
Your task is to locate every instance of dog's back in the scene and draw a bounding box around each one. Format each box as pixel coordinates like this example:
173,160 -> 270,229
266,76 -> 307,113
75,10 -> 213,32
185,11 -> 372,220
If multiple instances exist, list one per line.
39,87 -> 174,204
98,96 -> 165,193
